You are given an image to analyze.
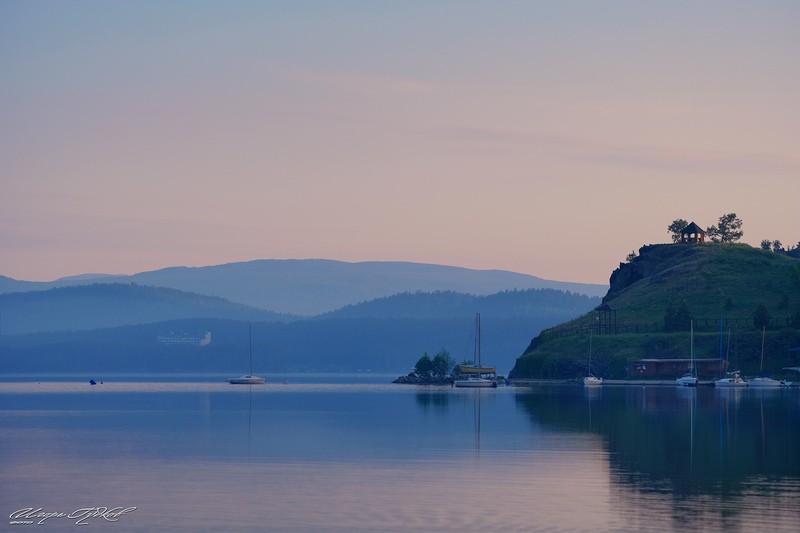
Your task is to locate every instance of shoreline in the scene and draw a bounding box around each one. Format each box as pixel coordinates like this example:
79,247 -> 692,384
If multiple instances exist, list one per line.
509,379 -> 717,386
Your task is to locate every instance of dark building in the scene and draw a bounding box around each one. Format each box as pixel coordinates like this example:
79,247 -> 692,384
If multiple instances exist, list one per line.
680,222 -> 706,244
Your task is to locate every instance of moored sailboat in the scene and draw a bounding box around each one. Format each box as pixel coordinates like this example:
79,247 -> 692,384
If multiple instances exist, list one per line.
749,327 -> 784,387
714,323 -> 746,387
583,330 -> 603,386
454,313 -> 497,388
229,324 -> 265,385
676,321 -> 698,387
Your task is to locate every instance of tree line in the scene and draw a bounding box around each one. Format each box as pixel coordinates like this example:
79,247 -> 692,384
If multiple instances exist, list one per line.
666,213 -> 799,257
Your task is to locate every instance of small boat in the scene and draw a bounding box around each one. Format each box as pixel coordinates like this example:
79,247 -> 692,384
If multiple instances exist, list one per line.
228,375 -> 265,385
583,330 -> 603,386
229,324 -> 265,385
454,313 -> 497,388
676,321 -> 698,387
715,370 -> 747,388
749,327 -> 784,387
748,376 -> 784,387
583,375 -> 603,386
714,323 -> 745,387
456,374 -> 498,388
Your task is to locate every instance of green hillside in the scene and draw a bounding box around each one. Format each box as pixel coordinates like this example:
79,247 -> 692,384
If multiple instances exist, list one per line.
510,243 -> 800,380
0,283 -> 291,334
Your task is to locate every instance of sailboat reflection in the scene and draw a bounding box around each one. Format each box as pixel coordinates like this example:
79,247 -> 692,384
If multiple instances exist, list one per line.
473,389 -> 483,451
459,388 -> 492,452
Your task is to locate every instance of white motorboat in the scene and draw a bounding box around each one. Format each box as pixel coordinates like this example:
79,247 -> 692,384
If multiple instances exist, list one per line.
715,371 -> 747,388
583,375 -> 603,386
748,377 -> 783,387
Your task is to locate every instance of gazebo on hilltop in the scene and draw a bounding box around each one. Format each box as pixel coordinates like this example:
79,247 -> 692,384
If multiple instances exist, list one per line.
680,222 -> 706,244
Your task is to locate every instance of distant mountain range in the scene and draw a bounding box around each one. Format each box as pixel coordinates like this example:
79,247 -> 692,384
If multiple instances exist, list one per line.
0,259 -> 607,374
0,259 -> 607,315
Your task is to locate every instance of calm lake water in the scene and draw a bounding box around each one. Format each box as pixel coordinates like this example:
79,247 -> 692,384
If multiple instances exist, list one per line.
1,374 -> 798,532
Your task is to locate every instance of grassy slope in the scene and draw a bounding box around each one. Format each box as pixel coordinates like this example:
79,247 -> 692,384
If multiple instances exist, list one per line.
511,243 -> 800,379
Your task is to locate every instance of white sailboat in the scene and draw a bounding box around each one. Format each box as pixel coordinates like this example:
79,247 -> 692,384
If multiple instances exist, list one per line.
715,325 -> 746,387
229,324 -> 265,385
676,321 -> 698,387
583,330 -> 603,386
454,313 -> 498,388
749,326 -> 784,387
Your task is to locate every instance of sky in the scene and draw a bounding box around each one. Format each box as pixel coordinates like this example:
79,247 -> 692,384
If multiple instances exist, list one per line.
2,1 -> 798,284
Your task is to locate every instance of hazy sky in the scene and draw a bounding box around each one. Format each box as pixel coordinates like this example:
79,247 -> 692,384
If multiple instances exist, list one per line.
2,1 -> 798,284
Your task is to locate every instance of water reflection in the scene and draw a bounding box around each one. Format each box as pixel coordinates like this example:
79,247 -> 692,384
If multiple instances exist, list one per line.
2,381 -> 798,532
515,385 -> 800,529
414,388 -> 451,409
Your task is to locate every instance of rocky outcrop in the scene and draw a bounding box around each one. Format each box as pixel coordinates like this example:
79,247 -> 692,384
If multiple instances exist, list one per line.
605,244 -> 700,303
392,372 -> 452,385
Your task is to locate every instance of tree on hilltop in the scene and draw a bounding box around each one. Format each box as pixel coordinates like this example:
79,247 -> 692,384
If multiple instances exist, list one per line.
707,213 -> 743,243
667,219 -> 689,243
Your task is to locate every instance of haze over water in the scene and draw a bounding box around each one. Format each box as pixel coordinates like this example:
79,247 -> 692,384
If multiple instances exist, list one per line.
2,375 -> 798,532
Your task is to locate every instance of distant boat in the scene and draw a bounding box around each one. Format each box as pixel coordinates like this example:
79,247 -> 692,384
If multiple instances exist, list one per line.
583,330 -> 603,386
229,324 -> 265,385
676,321 -> 698,387
749,327 -> 784,388
715,370 -> 747,388
583,375 -> 603,386
454,313 -> 497,388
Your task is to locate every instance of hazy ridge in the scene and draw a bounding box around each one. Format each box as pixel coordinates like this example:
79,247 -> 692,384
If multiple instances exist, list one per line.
0,259 -> 607,315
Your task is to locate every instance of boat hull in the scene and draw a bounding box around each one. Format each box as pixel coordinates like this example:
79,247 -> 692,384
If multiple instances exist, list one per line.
714,379 -> 747,388
454,378 -> 497,388
228,376 -> 265,385
676,376 -> 698,387
748,377 -> 784,387
583,376 -> 603,386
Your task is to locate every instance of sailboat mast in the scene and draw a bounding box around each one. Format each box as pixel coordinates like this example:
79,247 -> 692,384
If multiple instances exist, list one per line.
690,320 -> 694,372
248,323 -> 253,375
760,326 -> 766,373
476,313 -> 481,367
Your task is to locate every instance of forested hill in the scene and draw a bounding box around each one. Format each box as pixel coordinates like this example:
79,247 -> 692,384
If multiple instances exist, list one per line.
321,289 -> 599,320
0,283 -> 289,335
511,243 -> 800,380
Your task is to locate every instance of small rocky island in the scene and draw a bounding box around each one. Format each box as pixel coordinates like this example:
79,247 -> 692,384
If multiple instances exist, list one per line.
392,372 -> 452,385
392,349 -> 456,385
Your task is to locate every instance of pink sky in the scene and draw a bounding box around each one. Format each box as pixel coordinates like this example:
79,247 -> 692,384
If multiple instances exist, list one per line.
2,1 -> 799,284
